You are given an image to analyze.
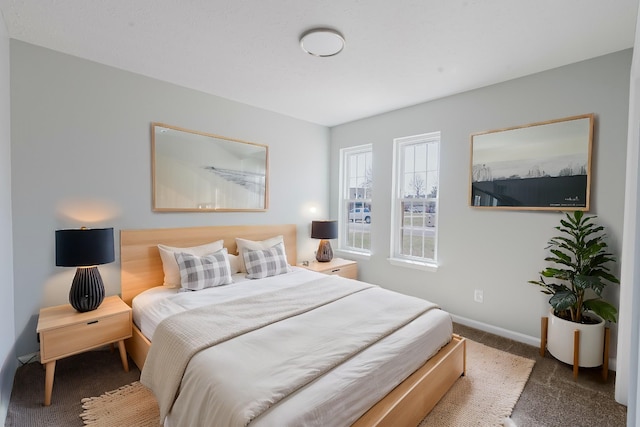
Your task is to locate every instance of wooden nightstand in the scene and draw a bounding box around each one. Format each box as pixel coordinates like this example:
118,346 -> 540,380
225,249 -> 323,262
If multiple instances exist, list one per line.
36,295 -> 132,406
300,258 -> 358,279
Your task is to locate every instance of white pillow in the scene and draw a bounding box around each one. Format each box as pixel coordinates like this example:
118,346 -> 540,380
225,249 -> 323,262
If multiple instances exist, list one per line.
174,249 -> 233,291
243,243 -> 291,279
235,235 -> 285,273
228,253 -> 241,274
158,240 -> 224,287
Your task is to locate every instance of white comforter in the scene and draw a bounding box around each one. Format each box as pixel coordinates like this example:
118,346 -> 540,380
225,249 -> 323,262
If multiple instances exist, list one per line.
136,269 -> 452,427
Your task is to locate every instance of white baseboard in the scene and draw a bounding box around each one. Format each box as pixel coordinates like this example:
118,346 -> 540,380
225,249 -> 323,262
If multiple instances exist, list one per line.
451,314 -> 617,371
451,314 -> 541,347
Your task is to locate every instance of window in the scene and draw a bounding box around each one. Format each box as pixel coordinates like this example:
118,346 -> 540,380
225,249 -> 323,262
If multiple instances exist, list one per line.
391,132 -> 440,266
340,145 -> 372,254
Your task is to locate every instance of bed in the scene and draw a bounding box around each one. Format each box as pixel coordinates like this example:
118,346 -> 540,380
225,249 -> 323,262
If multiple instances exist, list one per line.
120,224 -> 465,426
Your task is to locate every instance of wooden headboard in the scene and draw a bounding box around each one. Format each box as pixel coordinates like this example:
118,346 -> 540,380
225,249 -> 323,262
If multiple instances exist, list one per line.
120,224 -> 297,306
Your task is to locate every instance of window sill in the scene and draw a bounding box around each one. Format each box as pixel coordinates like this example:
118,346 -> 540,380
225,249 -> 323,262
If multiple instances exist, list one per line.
335,249 -> 371,261
387,257 -> 439,272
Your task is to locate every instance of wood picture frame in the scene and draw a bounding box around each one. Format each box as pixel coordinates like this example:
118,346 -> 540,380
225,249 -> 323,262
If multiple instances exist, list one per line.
469,114 -> 594,211
152,123 -> 269,212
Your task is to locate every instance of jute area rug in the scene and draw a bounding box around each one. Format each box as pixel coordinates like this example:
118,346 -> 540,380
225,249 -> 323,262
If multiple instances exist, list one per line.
419,340 -> 535,427
80,339 -> 534,426
80,382 -> 158,427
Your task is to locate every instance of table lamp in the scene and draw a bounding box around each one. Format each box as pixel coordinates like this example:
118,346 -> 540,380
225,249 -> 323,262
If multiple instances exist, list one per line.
55,227 -> 115,312
311,220 -> 338,262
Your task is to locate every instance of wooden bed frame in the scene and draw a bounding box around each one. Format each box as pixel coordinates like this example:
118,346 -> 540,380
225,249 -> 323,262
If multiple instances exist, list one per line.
120,224 -> 466,427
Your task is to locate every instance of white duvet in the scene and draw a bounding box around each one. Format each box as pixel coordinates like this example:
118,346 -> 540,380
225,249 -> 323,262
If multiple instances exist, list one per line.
134,268 -> 452,427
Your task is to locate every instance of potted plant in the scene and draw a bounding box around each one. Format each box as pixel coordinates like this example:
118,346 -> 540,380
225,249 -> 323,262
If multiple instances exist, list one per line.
529,211 -> 619,367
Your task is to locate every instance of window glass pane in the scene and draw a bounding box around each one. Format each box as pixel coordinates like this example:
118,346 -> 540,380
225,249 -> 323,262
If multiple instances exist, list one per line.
426,171 -> 438,196
341,146 -> 372,254
414,144 -> 427,171
400,205 -> 435,257
392,132 -> 440,265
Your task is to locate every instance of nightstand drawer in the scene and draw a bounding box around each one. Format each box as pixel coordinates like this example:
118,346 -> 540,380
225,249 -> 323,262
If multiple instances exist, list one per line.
325,263 -> 358,279
300,258 -> 358,279
40,312 -> 131,362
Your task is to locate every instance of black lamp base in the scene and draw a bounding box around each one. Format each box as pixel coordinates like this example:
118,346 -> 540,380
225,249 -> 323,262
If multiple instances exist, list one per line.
69,267 -> 105,312
316,240 -> 334,262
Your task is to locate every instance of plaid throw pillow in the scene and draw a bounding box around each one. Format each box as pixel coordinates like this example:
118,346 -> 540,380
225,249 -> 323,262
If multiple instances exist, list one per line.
243,242 -> 291,279
174,248 -> 233,291
157,240 -> 224,288
235,235 -> 284,273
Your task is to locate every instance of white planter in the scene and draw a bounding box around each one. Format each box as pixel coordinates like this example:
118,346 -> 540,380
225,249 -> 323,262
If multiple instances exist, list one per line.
547,309 -> 605,367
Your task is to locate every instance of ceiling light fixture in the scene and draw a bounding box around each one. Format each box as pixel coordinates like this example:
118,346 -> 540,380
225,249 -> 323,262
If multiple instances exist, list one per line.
300,28 -> 345,57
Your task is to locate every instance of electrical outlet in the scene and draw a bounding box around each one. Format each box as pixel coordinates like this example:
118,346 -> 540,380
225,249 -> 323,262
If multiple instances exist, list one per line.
474,289 -> 484,303
18,351 -> 40,365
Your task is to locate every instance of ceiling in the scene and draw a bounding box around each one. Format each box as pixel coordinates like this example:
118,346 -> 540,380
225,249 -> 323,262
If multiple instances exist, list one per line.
0,0 -> 638,127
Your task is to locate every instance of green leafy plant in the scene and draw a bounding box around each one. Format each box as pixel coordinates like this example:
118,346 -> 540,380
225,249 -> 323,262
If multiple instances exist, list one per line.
529,211 -> 619,323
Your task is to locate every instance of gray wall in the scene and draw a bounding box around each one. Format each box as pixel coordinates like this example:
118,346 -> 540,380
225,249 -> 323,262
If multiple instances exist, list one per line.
0,17 -> 16,425
10,41 -> 330,357
331,50 -> 631,362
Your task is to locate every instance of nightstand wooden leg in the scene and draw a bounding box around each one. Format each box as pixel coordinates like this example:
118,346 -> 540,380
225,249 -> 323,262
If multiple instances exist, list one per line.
44,361 -> 56,406
117,340 -> 129,372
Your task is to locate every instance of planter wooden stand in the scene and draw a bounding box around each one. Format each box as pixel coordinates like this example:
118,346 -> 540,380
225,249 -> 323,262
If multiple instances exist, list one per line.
540,316 -> 610,381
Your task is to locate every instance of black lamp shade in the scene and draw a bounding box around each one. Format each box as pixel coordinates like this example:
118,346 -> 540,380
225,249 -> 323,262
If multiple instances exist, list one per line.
55,228 -> 114,312
311,221 -> 338,240
56,228 -> 115,267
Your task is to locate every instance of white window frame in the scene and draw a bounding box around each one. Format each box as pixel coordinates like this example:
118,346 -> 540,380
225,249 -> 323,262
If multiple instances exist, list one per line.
389,132 -> 440,270
339,144 -> 372,256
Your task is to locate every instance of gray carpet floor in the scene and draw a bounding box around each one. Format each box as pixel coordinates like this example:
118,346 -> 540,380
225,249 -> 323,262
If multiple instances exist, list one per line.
455,324 -> 627,427
4,324 -> 627,426
5,348 -> 140,427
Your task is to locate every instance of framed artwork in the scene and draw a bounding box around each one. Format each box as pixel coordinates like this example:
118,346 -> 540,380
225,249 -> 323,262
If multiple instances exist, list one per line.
152,123 -> 269,212
469,114 -> 594,211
